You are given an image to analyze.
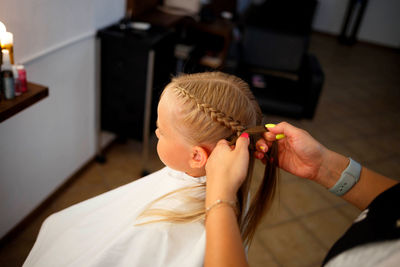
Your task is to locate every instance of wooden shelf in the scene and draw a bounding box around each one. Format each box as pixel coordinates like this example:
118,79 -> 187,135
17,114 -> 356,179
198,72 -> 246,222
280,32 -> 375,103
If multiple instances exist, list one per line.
0,82 -> 49,123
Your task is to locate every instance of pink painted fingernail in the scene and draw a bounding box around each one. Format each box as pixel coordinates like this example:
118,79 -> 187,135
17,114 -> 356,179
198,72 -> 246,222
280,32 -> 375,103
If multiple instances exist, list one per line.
240,132 -> 249,138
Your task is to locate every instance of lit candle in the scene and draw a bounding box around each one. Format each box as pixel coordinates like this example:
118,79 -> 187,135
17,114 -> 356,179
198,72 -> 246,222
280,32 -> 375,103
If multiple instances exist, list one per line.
0,21 -> 7,35
0,21 -> 5,65
0,21 -> 6,35
1,32 -> 14,64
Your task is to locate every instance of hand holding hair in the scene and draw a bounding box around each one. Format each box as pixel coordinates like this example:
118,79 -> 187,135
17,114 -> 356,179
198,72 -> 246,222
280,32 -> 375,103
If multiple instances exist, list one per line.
255,122 -> 328,182
204,122 -> 398,267
256,122 -> 398,210
205,133 -> 250,205
208,126 -> 279,248
204,134 -> 250,267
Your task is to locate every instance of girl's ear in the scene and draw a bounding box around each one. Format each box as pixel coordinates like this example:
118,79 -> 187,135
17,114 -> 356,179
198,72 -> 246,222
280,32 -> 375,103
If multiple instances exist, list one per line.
189,146 -> 209,169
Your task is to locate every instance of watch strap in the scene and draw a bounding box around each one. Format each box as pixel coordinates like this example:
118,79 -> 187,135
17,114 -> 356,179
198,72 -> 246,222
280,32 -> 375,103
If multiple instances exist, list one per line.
329,158 -> 362,196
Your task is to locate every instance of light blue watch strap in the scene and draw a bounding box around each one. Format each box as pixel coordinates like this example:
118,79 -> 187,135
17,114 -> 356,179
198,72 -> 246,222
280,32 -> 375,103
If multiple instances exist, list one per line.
329,158 -> 362,196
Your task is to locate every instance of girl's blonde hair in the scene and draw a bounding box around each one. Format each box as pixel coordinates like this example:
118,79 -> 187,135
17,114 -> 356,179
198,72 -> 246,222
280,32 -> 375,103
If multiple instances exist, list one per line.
137,72 -> 278,247
166,72 -> 261,144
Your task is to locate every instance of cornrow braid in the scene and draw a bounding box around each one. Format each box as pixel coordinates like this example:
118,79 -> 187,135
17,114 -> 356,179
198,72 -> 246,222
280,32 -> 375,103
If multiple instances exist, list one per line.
173,86 -> 246,135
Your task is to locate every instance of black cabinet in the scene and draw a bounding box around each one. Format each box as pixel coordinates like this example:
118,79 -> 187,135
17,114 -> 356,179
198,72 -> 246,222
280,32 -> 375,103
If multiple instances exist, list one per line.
98,24 -> 176,141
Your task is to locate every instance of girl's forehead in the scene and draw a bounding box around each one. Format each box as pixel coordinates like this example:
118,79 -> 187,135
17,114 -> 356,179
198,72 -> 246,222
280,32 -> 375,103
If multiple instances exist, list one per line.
158,94 -> 184,133
160,88 -> 185,115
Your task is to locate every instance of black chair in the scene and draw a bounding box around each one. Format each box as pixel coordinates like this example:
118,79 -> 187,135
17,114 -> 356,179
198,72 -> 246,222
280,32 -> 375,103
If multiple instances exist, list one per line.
236,0 -> 324,119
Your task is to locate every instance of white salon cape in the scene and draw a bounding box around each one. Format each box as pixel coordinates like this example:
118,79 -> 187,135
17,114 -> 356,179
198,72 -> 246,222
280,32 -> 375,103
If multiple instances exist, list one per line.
24,167 -> 206,267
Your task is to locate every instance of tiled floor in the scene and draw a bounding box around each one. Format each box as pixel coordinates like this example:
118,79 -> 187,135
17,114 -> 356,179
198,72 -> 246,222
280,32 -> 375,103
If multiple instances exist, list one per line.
1,33 -> 400,267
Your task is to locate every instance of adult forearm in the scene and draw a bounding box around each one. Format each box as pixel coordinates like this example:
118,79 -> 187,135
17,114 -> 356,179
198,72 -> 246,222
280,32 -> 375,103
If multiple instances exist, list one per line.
204,205 -> 248,267
314,149 -> 398,210
204,136 -> 250,267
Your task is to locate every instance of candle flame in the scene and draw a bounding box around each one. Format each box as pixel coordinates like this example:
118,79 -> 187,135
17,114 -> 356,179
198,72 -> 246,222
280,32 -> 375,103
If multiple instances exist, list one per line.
0,21 -> 6,34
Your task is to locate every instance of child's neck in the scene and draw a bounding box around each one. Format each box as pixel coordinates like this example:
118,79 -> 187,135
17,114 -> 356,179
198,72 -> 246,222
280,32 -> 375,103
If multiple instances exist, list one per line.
186,168 -> 206,178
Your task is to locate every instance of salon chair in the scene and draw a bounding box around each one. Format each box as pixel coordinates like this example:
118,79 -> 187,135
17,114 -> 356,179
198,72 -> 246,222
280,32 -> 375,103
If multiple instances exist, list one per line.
236,0 -> 324,119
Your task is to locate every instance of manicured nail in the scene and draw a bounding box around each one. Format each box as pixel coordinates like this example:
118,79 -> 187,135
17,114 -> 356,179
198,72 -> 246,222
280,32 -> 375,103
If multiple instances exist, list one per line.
265,123 -> 276,128
240,132 -> 249,138
276,134 -> 285,140
260,146 -> 265,152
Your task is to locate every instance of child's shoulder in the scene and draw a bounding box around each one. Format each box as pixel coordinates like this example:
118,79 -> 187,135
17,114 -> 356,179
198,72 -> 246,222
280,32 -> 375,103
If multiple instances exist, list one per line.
41,167 -> 203,229
44,167 -> 194,219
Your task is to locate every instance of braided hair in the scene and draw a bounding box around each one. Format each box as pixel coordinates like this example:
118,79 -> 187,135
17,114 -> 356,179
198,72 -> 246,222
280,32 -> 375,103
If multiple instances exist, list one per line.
166,72 -> 261,145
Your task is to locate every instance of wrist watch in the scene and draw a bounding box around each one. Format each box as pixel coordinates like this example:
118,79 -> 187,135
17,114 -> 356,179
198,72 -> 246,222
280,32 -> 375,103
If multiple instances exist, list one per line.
329,158 -> 362,196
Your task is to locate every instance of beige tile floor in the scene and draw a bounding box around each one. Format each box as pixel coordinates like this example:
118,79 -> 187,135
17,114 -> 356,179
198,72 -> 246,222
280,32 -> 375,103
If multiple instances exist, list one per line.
1,33 -> 400,267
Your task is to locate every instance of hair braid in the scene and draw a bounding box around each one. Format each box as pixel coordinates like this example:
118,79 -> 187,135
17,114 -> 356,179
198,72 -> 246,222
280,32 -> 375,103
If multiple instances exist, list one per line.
174,86 -> 246,135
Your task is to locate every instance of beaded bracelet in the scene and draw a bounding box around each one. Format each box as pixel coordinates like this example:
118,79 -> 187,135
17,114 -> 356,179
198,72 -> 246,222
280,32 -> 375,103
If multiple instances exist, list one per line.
205,199 -> 238,220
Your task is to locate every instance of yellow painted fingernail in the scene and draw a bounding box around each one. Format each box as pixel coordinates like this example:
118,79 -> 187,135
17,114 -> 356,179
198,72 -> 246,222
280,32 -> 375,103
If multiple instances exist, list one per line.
276,134 -> 285,140
260,146 -> 265,151
265,123 -> 276,128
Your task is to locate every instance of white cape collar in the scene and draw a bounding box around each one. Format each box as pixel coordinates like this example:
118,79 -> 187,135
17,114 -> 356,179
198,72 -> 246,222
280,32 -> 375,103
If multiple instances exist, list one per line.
166,167 -> 206,184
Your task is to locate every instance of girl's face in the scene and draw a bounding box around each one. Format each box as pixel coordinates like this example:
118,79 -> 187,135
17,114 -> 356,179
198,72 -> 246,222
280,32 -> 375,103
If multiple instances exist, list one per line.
155,90 -> 193,174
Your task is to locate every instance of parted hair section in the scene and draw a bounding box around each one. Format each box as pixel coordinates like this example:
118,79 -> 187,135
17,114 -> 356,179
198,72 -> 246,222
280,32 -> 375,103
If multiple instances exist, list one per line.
165,72 -> 262,145
137,72 -> 278,247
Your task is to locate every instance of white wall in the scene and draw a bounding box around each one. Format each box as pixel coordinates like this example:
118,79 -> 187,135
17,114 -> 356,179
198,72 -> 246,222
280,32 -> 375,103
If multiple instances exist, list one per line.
312,0 -> 348,35
313,0 -> 400,48
0,0 -> 125,238
358,0 -> 400,47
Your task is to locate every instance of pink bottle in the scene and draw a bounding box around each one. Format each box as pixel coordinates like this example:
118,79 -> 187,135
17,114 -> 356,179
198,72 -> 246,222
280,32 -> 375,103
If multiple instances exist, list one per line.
17,65 -> 27,93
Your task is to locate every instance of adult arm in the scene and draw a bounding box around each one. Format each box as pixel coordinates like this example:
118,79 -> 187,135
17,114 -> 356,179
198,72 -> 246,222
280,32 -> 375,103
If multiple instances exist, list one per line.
256,122 -> 398,210
203,122 -> 398,266
204,135 -> 250,267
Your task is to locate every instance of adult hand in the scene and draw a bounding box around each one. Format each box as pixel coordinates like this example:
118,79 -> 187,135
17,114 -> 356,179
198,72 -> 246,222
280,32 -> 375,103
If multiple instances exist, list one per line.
204,134 -> 250,267
255,122 -> 328,181
205,134 -> 250,203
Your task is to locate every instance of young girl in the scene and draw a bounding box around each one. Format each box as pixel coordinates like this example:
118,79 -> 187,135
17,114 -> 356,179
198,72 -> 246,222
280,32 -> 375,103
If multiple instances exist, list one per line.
24,72 -> 278,267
